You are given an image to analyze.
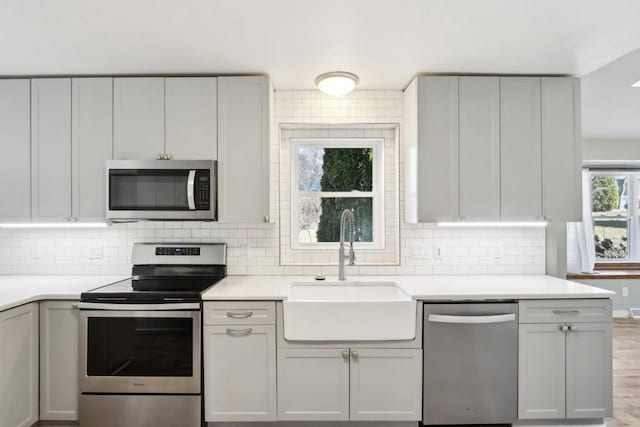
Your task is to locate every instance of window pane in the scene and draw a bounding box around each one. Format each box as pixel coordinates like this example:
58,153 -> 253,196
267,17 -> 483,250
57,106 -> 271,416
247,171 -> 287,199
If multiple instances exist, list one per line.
298,197 -> 373,243
298,147 -> 373,192
591,175 -> 628,260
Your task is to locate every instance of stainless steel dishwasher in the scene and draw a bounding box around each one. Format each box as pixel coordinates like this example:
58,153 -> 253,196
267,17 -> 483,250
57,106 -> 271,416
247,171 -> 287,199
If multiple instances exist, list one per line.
423,302 -> 518,425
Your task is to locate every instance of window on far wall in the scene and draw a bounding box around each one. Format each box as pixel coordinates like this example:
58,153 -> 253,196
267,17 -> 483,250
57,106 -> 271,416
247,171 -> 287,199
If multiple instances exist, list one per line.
291,138 -> 385,249
589,171 -> 640,262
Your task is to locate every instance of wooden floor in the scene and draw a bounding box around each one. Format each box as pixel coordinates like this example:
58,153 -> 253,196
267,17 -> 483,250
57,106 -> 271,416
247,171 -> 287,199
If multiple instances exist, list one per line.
607,318 -> 640,427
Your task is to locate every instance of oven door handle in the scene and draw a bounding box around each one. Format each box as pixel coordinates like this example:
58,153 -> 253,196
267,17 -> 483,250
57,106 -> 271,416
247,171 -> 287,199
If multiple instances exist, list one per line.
78,302 -> 200,311
187,170 -> 196,210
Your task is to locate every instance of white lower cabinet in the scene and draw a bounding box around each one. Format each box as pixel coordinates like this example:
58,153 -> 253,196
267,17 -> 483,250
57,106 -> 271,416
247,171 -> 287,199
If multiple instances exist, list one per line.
518,305 -> 612,421
204,325 -> 277,422
350,348 -> 422,421
0,303 -> 39,427
277,348 -> 422,422
39,301 -> 79,421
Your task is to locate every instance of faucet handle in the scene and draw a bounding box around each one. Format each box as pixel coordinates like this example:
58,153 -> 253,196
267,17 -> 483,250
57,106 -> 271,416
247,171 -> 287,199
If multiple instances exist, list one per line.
349,248 -> 356,265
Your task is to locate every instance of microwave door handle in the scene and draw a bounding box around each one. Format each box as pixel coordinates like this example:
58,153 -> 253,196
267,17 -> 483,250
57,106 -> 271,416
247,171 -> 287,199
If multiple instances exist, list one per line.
187,170 -> 196,210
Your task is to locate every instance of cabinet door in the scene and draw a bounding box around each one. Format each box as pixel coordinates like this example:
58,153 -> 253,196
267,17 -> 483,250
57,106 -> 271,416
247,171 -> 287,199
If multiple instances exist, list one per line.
410,76 -> 459,222
500,77 -> 542,220
0,79 -> 31,222
165,77 -> 217,160
113,77 -> 164,160
349,349 -> 422,421
541,77 -> 582,221
204,325 -> 276,422
39,301 -> 79,421
0,303 -> 39,427
566,322 -> 613,419
31,78 -> 72,221
72,78 -> 113,222
518,323 -> 566,419
458,76 -> 501,220
218,76 -> 270,223
277,349 -> 349,421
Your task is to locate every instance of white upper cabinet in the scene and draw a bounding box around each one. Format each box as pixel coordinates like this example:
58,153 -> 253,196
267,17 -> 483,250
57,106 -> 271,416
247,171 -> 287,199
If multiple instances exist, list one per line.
113,77 -> 165,160
218,76 -> 271,223
404,76 -> 459,222
458,76 -> 501,220
72,78 -> 113,222
404,75 -> 581,223
500,77 -> 542,220
541,77 -> 582,221
0,79 -> 31,222
31,78 -> 72,221
165,77 -> 218,160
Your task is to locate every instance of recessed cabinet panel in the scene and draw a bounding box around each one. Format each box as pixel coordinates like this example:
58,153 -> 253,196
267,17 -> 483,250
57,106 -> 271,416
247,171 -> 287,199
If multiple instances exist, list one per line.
277,349 -> 350,421
458,77 -> 501,220
165,77 -> 218,160
0,79 -> 31,222
541,77 -> 582,221
218,76 -> 270,223
414,76 -> 459,222
349,349 -> 422,421
39,301 -> 79,421
0,303 -> 39,427
31,78 -> 72,221
72,78 -> 113,221
204,325 -> 276,422
113,77 -> 165,160
518,323 -> 566,419
566,322 -> 613,418
500,77 -> 542,219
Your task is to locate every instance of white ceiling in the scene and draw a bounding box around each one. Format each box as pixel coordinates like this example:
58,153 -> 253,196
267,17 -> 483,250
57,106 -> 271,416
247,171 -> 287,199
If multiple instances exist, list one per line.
582,48 -> 640,139
2,0 -> 640,89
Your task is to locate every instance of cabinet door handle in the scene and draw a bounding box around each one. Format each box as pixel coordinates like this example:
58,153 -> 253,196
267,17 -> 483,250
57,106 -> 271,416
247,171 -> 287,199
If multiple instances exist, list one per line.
71,303 -> 79,310
559,325 -> 569,332
568,324 -> 577,332
226,328 -> 252,336
341,350 -> 349,361
351,350 -> 359,360
226,311 -> 253,319
553,309 -> 579,315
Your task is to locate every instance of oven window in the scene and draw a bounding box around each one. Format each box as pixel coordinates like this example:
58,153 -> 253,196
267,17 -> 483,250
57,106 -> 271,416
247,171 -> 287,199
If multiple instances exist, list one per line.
109,169 -> 190,210
87,317 -> 193,377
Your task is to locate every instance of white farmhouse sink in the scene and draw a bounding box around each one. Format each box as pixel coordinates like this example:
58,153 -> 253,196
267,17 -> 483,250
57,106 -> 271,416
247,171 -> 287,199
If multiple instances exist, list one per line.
283,281 -> 417,341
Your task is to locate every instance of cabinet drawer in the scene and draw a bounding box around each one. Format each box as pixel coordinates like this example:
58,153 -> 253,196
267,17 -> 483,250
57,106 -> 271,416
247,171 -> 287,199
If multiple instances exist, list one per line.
203,301 -> 276,325
519,299 -> 611,324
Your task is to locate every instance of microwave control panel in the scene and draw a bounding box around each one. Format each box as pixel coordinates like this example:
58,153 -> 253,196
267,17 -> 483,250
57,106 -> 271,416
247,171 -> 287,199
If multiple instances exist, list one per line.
195,170 -> 211,210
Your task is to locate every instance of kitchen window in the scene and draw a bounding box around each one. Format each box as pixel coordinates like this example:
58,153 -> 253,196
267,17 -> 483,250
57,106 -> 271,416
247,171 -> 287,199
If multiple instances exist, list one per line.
290,138 -> 385,249
589,171 -> 640,263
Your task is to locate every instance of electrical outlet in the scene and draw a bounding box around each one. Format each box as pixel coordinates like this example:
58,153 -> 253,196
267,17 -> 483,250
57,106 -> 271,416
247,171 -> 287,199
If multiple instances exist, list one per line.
413,246 -> 430,259
30,247 -> 42,259
622,287 -> 629,297
433,245 -> 442,260
88,247 -> 103,260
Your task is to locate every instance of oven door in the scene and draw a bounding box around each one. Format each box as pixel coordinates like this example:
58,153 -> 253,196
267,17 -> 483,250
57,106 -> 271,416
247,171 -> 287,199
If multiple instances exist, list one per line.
106,160 -> 216,221
79,307 -> 201,394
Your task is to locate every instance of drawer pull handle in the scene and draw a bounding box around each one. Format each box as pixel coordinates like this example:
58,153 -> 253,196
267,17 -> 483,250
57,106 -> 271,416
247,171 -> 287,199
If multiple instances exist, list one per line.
226,311 -> 254,319
226,328 -> 253,336
341,350 -> 349,360
552,309 -> 580,315
351,350 -> 359,360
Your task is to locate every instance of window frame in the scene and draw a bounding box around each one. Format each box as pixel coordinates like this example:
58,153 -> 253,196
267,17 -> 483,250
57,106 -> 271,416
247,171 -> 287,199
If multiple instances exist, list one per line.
290,138 -> 385,250
589,170 -> 640,264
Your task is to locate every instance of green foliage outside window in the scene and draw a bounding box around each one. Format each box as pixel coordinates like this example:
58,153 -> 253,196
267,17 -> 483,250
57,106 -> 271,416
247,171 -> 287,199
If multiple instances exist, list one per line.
591,176 -> 619,212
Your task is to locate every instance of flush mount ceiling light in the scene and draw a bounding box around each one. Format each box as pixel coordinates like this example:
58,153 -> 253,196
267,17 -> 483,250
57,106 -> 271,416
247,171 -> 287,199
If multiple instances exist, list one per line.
632,80 -> 640,87
315,72 -> 359,96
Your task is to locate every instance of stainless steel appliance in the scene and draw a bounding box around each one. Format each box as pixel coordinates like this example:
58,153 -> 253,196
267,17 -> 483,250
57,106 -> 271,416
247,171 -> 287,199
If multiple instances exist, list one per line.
423,303 -> 518,425
79,243 -> 226,427
106,160 -> 217,221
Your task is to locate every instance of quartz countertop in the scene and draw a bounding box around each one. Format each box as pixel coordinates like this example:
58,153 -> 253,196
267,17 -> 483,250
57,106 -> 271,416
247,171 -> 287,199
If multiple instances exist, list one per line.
0,275 -> 127,312
202,275 -> 615,301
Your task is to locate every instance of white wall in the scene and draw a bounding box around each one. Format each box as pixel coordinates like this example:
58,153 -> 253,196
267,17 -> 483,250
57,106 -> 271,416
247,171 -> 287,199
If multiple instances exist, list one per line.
583,138 -> 640,161
0,89 -> 545,276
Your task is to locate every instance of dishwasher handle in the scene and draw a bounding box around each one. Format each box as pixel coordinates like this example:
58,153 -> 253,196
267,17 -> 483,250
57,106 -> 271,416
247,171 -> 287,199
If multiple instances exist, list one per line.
428,313 -> 516,324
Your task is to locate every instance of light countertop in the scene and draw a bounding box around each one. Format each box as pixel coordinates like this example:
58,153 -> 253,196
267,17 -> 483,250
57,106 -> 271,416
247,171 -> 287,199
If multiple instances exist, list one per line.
202,275 -> 615,301
0,275 -> 127,312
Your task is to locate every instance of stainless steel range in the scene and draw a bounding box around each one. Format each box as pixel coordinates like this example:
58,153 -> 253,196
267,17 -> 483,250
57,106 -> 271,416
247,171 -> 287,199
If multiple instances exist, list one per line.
78,243 -> 226,427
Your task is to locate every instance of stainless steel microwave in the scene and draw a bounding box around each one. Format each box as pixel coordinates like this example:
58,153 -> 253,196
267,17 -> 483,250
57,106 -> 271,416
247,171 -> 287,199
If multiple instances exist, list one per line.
106,160 -> 217,221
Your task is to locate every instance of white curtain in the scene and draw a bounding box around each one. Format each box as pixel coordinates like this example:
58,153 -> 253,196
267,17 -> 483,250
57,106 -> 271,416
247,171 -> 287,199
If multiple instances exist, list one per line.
567,170 -> 596,273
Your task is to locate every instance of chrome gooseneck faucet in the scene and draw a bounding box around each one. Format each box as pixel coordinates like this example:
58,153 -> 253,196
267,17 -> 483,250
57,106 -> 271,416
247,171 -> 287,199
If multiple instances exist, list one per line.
338,209 -> 356,281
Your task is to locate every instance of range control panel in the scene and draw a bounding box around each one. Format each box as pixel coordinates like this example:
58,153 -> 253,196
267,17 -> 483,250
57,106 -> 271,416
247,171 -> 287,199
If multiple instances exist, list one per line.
155,247 -> 201,256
